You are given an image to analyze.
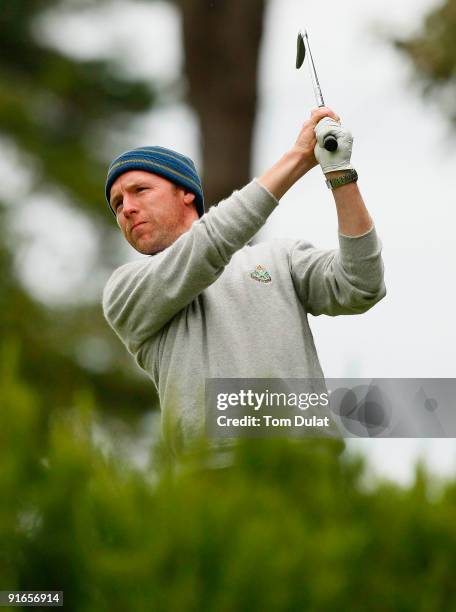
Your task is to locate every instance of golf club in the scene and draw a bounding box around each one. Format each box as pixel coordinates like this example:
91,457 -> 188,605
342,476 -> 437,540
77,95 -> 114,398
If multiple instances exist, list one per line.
296,30 -> 338,152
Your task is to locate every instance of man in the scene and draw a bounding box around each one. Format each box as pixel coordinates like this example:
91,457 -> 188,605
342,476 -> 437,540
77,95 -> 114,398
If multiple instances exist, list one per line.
102,107 -> 386,457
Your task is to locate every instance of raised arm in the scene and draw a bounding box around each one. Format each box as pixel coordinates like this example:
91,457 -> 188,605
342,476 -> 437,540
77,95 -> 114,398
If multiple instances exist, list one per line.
287,108 -> 386,315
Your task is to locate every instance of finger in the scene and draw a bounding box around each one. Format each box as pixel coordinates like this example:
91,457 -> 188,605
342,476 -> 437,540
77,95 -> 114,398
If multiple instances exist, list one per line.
310,107 -> 340,125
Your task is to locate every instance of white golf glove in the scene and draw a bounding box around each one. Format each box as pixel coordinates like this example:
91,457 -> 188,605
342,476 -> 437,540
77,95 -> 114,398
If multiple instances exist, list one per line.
314,117 -> 354,174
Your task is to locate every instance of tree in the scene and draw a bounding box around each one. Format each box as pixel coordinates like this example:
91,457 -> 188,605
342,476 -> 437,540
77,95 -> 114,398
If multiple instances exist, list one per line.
394,0 -> 456,124
178,0 -> 266,207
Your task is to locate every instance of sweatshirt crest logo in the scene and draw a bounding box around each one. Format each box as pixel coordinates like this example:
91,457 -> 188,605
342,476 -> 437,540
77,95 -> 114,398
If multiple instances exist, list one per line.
250,264 -> 272,284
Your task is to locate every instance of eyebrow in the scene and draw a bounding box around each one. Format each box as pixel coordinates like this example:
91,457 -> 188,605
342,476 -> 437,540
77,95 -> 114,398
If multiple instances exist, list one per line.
110,180 -> 150,208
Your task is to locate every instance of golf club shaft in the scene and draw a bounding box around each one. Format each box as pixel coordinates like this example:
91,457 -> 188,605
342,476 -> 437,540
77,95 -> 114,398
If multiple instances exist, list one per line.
303,30 -> 338,152
303,31 -> 325,107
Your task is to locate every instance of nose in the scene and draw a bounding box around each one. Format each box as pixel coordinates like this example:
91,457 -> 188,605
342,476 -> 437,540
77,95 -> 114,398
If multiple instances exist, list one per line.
121,192 -> 139,216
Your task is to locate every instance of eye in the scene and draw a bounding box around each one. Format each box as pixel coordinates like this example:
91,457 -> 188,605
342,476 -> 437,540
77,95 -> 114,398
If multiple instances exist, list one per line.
136,186 -> 148,193
113,200 -> 123,213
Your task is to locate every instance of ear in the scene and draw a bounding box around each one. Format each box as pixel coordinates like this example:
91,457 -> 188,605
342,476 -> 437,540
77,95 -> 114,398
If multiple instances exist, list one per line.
183,190 -> 196,207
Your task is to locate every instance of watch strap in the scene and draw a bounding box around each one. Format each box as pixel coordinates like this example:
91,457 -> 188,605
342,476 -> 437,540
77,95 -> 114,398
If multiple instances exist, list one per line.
326,169 -> 358,190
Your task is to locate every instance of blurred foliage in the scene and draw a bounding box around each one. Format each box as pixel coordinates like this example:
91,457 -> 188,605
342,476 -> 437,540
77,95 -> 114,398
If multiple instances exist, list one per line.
2,354 -> 456,610
0,0 -> 154,217
0,0 -> 160,417
394,0 -> 456,123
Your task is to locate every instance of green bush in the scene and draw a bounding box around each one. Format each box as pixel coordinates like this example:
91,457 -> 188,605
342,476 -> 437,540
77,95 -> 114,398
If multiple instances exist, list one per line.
1,342 -> 456,611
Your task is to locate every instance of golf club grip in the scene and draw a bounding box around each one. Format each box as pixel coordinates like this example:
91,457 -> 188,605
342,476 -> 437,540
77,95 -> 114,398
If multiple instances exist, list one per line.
324,135 -> 338,152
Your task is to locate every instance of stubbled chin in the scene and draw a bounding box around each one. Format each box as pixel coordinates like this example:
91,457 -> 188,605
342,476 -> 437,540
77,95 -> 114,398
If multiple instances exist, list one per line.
128,229 -> 154,254
129,229 -> 179,255
133,238 -> 166,256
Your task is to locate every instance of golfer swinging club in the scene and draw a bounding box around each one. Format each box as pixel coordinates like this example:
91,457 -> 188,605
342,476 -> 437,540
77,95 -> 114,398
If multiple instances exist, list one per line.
102,107 -> 386,457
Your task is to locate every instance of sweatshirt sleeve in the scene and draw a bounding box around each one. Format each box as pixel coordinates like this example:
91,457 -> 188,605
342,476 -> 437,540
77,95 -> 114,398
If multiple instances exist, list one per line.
289,225 -> 386,316
102,179 -> 278,355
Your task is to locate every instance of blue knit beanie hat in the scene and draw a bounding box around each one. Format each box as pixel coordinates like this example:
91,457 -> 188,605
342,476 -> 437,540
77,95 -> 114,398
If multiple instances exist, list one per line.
105,146 -> 204,217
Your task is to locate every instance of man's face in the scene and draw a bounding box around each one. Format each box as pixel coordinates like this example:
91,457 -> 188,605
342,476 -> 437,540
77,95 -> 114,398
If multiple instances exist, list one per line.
110,170 -> 198,255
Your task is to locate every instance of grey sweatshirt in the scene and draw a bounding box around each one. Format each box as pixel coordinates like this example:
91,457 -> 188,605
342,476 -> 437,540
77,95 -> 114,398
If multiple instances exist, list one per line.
102,179 -> 386,456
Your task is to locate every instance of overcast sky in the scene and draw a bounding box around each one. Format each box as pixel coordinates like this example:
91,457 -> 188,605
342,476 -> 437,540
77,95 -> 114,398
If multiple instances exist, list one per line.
6,0 -> 456,484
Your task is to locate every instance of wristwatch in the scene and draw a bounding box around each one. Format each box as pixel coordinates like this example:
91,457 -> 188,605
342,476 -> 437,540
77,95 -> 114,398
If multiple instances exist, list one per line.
326,169 -> 358,190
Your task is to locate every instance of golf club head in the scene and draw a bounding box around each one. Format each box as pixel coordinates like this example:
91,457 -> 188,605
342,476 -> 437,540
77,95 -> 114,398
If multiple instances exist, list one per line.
296,31 -> 305,69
